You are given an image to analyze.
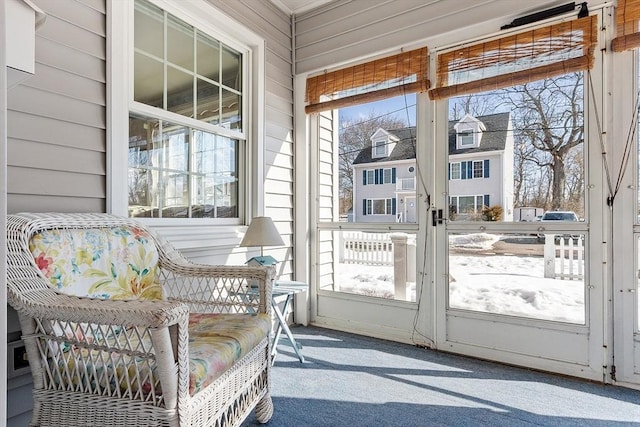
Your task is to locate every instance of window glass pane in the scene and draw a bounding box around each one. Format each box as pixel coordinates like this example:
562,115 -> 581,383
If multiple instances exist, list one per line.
448,73 -> 584,222
133,0 -> 243,130
460,132 -> 473,146
197,31 -> 220,82
221,88 -> 241,130
222,46 -> 241,91
318,230 -> 417,301
134,0 -> 163,58
458,196 -> 475,215
451,163 -> 460,179
197,78 -> 220,124
337,94 -> 417,224
164,124 -> 189,172
134,53 -> 163,108
167,65 -> 193,117
161,171 -> 189,217
129,114 -> 240,219
448,232 -> 585,324
473,161 -> 483,178
131,0 -> 246,222
373,199 -> 386,214
367,170 -> 374,183
167,15 -> 194,72
193,132 -> 238,218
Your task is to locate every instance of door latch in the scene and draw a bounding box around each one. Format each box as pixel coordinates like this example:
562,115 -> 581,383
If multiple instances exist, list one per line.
432,209 -> 445,226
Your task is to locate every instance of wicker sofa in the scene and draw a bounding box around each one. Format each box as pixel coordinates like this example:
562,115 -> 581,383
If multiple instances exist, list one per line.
6,212 -> 275,426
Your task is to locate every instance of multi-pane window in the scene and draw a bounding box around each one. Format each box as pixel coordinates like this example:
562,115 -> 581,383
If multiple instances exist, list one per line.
449,195 -> 487,215
365,198 -> 396,215
363,168 -> 396,185
383,168 -> 393,184
472,160 -> 484,178
366,170 -> 375,184
449,161 -> 488,180
450,162 -> 461,179
129,0 -> 245,219
459,131 -> 474,147
374,140 -> 386,156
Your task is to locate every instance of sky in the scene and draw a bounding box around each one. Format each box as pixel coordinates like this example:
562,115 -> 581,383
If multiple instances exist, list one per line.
335,233 -> 591,325
339,94 -> 417,127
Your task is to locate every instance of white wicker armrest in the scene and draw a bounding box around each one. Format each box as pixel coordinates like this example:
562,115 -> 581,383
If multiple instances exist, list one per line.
11,291 -> 189,328
158,261 -> 275,315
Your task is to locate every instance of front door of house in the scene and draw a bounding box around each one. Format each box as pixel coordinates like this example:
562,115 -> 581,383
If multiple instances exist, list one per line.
431,67 -> 606,381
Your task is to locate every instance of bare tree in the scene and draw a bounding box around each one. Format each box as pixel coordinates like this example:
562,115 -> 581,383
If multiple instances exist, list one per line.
449,92 -> 502,120
503,73 -> 584,212
338,111 -> 406,214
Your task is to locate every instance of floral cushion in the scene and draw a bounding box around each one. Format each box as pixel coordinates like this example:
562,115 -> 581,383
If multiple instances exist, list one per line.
51,313 -> 271,397
188,313 -> 271,394
29,226 -> 163,300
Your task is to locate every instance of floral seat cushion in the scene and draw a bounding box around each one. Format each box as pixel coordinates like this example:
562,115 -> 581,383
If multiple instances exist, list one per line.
30,226 -> 270,397
188,313 -> 271,394
29,226 -> 163,300
50,313 -> 271,397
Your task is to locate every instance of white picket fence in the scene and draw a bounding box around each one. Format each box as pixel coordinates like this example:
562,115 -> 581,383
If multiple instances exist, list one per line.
338,231 -> 416,300
339,231 -> 394,265
543,235 -> 584,280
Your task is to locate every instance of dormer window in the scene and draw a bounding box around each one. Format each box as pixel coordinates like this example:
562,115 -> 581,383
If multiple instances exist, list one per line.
459,131 -> 474,147
454,113 -> 486,150
370,128 -> 398,158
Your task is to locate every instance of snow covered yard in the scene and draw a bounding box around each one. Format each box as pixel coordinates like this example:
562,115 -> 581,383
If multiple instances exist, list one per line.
335,233 -> 585,324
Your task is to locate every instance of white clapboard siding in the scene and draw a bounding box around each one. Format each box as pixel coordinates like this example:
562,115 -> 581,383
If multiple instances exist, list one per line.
7,0 -> 106,215
8,2 -> 107,419
207,0 -> 295,279
294,0 -> 553,74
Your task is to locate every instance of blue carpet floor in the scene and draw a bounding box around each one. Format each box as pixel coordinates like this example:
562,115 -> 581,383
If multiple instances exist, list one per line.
243,326 -> 640,427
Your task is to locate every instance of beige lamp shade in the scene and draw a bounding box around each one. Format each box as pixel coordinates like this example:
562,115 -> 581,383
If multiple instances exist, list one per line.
239,216 -> 284,253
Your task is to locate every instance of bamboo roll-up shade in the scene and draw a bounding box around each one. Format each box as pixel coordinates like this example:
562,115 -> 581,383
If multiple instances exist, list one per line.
305,47 -> 429,114
429,16 -> 597,100
612,0 -> 640,51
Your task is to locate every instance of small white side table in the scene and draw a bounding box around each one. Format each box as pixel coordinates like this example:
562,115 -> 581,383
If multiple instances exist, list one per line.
271,280 -> 307,364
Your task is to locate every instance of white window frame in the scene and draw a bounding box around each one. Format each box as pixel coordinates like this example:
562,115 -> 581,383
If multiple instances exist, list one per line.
373,138 -> 387,157
383,168 -> 393,184
450,195 -> 484,215
366,169 -> 375,184
450,162 -> 461,180
458,130 -> 474,148
472,160 -> 484,178
366,198 -> 393,215
108,0 -> 265,229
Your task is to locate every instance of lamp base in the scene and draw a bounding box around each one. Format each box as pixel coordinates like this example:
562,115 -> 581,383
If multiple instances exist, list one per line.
246,255 -> 278,266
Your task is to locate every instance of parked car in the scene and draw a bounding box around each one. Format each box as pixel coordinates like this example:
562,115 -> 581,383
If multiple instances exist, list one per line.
537,210 -> 580,241
539,211 -> 579,222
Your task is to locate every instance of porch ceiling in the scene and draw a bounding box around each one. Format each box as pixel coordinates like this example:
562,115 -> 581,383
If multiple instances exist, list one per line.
270,0 -> 335,15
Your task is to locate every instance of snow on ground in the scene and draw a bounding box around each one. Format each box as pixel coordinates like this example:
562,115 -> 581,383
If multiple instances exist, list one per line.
336,234 -> 585,324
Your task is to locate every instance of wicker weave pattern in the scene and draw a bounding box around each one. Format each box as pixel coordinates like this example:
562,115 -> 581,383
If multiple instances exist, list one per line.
6,212 -> 275,427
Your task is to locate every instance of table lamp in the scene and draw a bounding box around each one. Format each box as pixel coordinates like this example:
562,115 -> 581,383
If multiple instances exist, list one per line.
239,216 -> 284,266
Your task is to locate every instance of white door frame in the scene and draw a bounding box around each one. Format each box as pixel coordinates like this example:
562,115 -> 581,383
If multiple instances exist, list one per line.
430,11 -> 607,381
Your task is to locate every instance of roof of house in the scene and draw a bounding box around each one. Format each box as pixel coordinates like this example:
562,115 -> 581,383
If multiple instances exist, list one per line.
352,112 -> 510,165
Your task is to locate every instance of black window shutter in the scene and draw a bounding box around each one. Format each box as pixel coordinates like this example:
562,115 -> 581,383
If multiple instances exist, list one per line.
484,159 -> 490,178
